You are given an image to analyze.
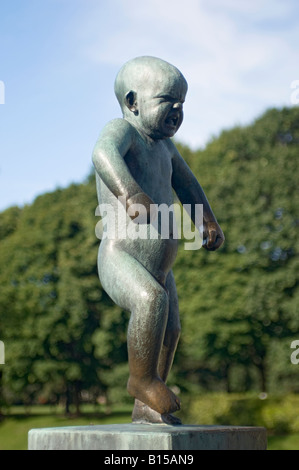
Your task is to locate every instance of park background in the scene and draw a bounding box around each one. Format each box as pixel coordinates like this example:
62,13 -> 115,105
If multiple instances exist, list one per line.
0,0 -> 299,450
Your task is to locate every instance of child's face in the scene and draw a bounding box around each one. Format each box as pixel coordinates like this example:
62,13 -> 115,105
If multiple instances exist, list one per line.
137,72 -> 187,140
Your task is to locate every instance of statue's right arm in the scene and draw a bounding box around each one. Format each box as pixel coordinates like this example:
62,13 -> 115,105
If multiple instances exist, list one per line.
92,119 -> 142,201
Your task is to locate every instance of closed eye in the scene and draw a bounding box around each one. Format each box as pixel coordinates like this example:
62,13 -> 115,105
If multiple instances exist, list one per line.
160,95 -> 174,101
157,95 -> 185,105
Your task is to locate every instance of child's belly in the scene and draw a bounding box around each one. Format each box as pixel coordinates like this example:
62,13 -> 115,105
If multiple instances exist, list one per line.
106,235 -> 178,286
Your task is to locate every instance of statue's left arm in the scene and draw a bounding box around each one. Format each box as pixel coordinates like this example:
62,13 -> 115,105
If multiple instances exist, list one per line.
170,142 -> 225,251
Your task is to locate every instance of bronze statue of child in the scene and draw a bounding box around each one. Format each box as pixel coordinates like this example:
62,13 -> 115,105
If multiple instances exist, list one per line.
92,56 -> 224,424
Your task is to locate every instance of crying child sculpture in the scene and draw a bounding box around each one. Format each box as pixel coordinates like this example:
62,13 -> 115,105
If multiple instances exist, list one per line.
92,56 -> 224,425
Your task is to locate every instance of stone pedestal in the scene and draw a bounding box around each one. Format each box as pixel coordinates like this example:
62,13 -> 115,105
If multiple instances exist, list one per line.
28,423 -> 267,450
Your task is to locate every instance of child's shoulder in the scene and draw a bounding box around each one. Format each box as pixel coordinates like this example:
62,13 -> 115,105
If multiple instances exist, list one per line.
101,118 -> 135,136
96,118 -> 137,153
97,118 -> 137,147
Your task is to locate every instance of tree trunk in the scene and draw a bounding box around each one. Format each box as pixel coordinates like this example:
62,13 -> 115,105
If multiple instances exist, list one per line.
259,360 -> 267,392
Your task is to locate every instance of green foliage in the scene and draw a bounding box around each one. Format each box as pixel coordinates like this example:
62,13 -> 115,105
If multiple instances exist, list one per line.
0,404 -> 132,450
0,106 -> 298,411
0,402 -> 299,449
0,179 -> 125,410
174,106 -> 299,394
180,393 -> 299,435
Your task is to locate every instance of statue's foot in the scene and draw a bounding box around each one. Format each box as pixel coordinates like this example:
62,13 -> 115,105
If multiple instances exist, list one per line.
132,399 -> 182,425
127,375 -> 180,416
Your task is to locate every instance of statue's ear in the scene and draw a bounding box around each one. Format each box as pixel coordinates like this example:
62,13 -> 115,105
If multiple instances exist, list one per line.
125,91 -> 138,115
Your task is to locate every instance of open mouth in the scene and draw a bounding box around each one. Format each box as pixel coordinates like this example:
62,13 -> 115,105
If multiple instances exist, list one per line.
165,115 -> 179,127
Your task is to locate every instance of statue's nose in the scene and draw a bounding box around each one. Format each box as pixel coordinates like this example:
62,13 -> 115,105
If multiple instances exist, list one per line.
173,102 -> 182,110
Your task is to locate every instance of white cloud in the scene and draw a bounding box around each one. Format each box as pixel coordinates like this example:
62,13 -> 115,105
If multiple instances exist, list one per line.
1,0 -> 298,211
78,0 -> 299,147
209,0 -> 296,20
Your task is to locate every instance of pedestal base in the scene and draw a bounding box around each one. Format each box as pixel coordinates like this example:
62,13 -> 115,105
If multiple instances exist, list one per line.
28,423 -> 267,450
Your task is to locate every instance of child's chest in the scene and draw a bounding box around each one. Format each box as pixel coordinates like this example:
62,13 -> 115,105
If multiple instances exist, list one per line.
125,140 -> 173,202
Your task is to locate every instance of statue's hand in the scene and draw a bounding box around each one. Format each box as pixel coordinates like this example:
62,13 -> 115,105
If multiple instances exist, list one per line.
203,221 -> 225,251
126,192 -> 156,224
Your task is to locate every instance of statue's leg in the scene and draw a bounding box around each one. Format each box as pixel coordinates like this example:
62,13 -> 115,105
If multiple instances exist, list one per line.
98,245 -> 180,416
158,270 -> 181,382
132,270 -> 182,424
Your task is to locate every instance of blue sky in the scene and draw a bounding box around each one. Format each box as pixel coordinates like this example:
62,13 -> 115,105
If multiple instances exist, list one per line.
0,0 -> 298,211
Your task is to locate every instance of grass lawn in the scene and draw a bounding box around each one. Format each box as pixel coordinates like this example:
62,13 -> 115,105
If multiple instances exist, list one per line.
267,433 -> 299,451
0,404 -> 132,450
1,405 -> 299,450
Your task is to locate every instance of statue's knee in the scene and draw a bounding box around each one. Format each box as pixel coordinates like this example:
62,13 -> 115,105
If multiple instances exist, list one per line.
146,284 -> 169,312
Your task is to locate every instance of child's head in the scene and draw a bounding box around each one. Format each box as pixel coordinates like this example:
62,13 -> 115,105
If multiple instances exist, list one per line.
114,56 -> 188,140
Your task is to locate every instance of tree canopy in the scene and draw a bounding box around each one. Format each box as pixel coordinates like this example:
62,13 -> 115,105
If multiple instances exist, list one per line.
0,106 -> 298,411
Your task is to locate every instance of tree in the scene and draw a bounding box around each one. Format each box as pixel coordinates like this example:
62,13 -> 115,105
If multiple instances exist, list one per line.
0,106 -> 298,406
0,180 -> 126,412
174,107 -> 299,393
